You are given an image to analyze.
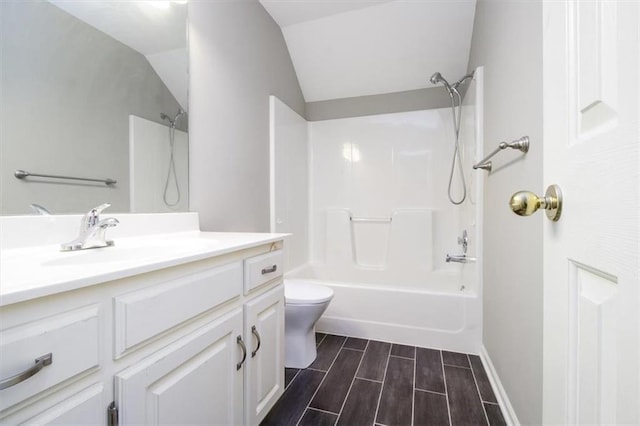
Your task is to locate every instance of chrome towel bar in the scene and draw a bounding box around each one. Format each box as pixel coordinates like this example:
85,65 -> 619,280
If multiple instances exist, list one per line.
350,216 -> 392,223
473,136 -> 529,172
14,169 -> 116,185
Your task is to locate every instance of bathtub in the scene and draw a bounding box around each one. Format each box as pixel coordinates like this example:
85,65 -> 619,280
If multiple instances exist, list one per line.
286,263 -> 481,354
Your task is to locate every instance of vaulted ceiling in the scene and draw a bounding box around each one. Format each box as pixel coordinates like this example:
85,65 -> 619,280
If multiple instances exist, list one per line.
260,0 -> 477,102
48,0 -> 188,110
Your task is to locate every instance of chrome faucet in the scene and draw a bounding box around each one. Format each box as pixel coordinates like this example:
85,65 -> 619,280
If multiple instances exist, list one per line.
446,254 -> 476,263
60,203 -> 119,251
446,230 -> 475,263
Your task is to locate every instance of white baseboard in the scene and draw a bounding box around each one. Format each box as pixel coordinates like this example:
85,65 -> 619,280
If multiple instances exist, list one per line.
479,345 -> 520,426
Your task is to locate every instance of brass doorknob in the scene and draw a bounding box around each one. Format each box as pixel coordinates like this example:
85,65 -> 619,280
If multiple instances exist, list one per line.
509,184 -> 562,222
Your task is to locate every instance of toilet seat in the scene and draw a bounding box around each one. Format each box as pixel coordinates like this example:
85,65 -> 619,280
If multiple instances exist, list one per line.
285,280 -> 333,305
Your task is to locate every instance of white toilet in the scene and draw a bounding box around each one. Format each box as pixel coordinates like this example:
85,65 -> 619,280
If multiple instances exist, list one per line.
284,280 -> 334,369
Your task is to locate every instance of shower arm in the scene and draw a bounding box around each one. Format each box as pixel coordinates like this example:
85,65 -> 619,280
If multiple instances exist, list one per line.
473,136 -> 530,172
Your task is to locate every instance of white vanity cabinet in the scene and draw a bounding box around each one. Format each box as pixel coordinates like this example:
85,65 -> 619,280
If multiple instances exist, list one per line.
0,300 -> 107,425
244,285 -> 285,426
0,239 -> 285,426
115,308 -> 245,425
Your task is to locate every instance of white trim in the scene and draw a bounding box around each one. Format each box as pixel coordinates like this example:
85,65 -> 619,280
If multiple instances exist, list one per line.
473,66 -> 485,350
268,96 -> 276,233
479,345 -> 520,426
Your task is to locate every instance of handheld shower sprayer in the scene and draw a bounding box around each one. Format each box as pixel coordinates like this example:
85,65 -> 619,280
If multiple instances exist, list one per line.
430,72 -> 454,96
160,109 -> 186,129
429,72 -> 443,84
159,108 -> 187,207
429,70 -> 476,205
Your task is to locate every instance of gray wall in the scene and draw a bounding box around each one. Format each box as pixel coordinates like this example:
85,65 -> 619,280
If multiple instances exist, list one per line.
188,1 -> 305,232
306,87 -> 451,121
0,1 -> 183,215
467,0 -> 543,424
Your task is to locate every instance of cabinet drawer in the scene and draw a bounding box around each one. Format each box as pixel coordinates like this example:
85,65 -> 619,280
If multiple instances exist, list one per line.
20,383 -> 105,425
114,261 -> 242,357
244,250 -> 283,294
0,305 -> 100,411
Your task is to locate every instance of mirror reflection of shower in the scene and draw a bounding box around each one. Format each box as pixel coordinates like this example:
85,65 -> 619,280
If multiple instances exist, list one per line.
160,109 -> 186,207
430,71 -> 474,205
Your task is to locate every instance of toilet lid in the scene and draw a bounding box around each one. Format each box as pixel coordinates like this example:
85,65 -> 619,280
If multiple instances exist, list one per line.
285,280 -> 334,305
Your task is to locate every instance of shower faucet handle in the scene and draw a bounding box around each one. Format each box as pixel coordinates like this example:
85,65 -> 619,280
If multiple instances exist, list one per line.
457,230 -> 469,254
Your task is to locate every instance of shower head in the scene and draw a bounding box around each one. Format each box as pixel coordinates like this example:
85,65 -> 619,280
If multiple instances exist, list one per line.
430,72 -> 455,97
430,72 -> 447,85
429,72 -> 460,102
161,109 -> 187,128
452,71 -> 475,90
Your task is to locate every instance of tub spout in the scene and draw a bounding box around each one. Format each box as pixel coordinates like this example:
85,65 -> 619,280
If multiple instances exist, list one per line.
446,254 -> 476,263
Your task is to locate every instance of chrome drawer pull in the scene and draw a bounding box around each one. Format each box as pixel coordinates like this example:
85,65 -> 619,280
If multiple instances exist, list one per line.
236,336 -> 247,370
0,353 -> 53,390
251,326 -> 261,358
261,265 -> 277,274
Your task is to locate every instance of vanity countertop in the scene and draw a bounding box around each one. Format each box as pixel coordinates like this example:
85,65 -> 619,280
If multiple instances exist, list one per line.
0,231 -> 287,307
0,214 -> 288,307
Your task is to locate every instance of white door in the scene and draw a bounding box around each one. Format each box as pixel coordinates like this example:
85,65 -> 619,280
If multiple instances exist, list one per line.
244,284 -> 285,425
543,1 -> 639,424
115,309 -> 244,425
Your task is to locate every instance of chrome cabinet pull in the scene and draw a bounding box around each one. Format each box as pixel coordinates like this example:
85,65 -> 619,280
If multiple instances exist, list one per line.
251,326 -> 261,358
261,265 -> 277,275
0,353 -> 53,390
236,336 -> 247,370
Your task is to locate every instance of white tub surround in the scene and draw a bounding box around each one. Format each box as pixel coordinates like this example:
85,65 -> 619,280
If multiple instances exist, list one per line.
269,96 -> 309,273
129,116 -> 189,213
271,78 -> 483,354
0,212 -> 288,424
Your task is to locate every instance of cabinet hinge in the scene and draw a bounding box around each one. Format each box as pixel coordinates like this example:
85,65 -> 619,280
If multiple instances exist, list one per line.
107,401 -> 119,426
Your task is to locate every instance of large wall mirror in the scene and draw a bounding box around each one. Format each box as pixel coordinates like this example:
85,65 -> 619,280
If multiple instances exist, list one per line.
0,0 -> 188,215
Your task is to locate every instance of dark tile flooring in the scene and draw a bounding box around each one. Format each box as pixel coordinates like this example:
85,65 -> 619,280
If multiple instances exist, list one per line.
262,334 -> 506,426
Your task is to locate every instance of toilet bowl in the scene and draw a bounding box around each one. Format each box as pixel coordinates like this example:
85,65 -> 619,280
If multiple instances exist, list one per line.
284,280 -> 334,369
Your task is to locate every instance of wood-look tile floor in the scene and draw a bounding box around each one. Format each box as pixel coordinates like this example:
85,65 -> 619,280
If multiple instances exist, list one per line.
262,334 -> 507,426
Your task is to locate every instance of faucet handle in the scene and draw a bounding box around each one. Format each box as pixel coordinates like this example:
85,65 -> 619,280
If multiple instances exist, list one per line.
90,203 -> 111,214
457,230 -> 469,254
81,203 -> 111,231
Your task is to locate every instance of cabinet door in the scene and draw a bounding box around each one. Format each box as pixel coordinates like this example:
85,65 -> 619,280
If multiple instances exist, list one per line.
244,284 -> 285,425
115,309 -> 244,425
